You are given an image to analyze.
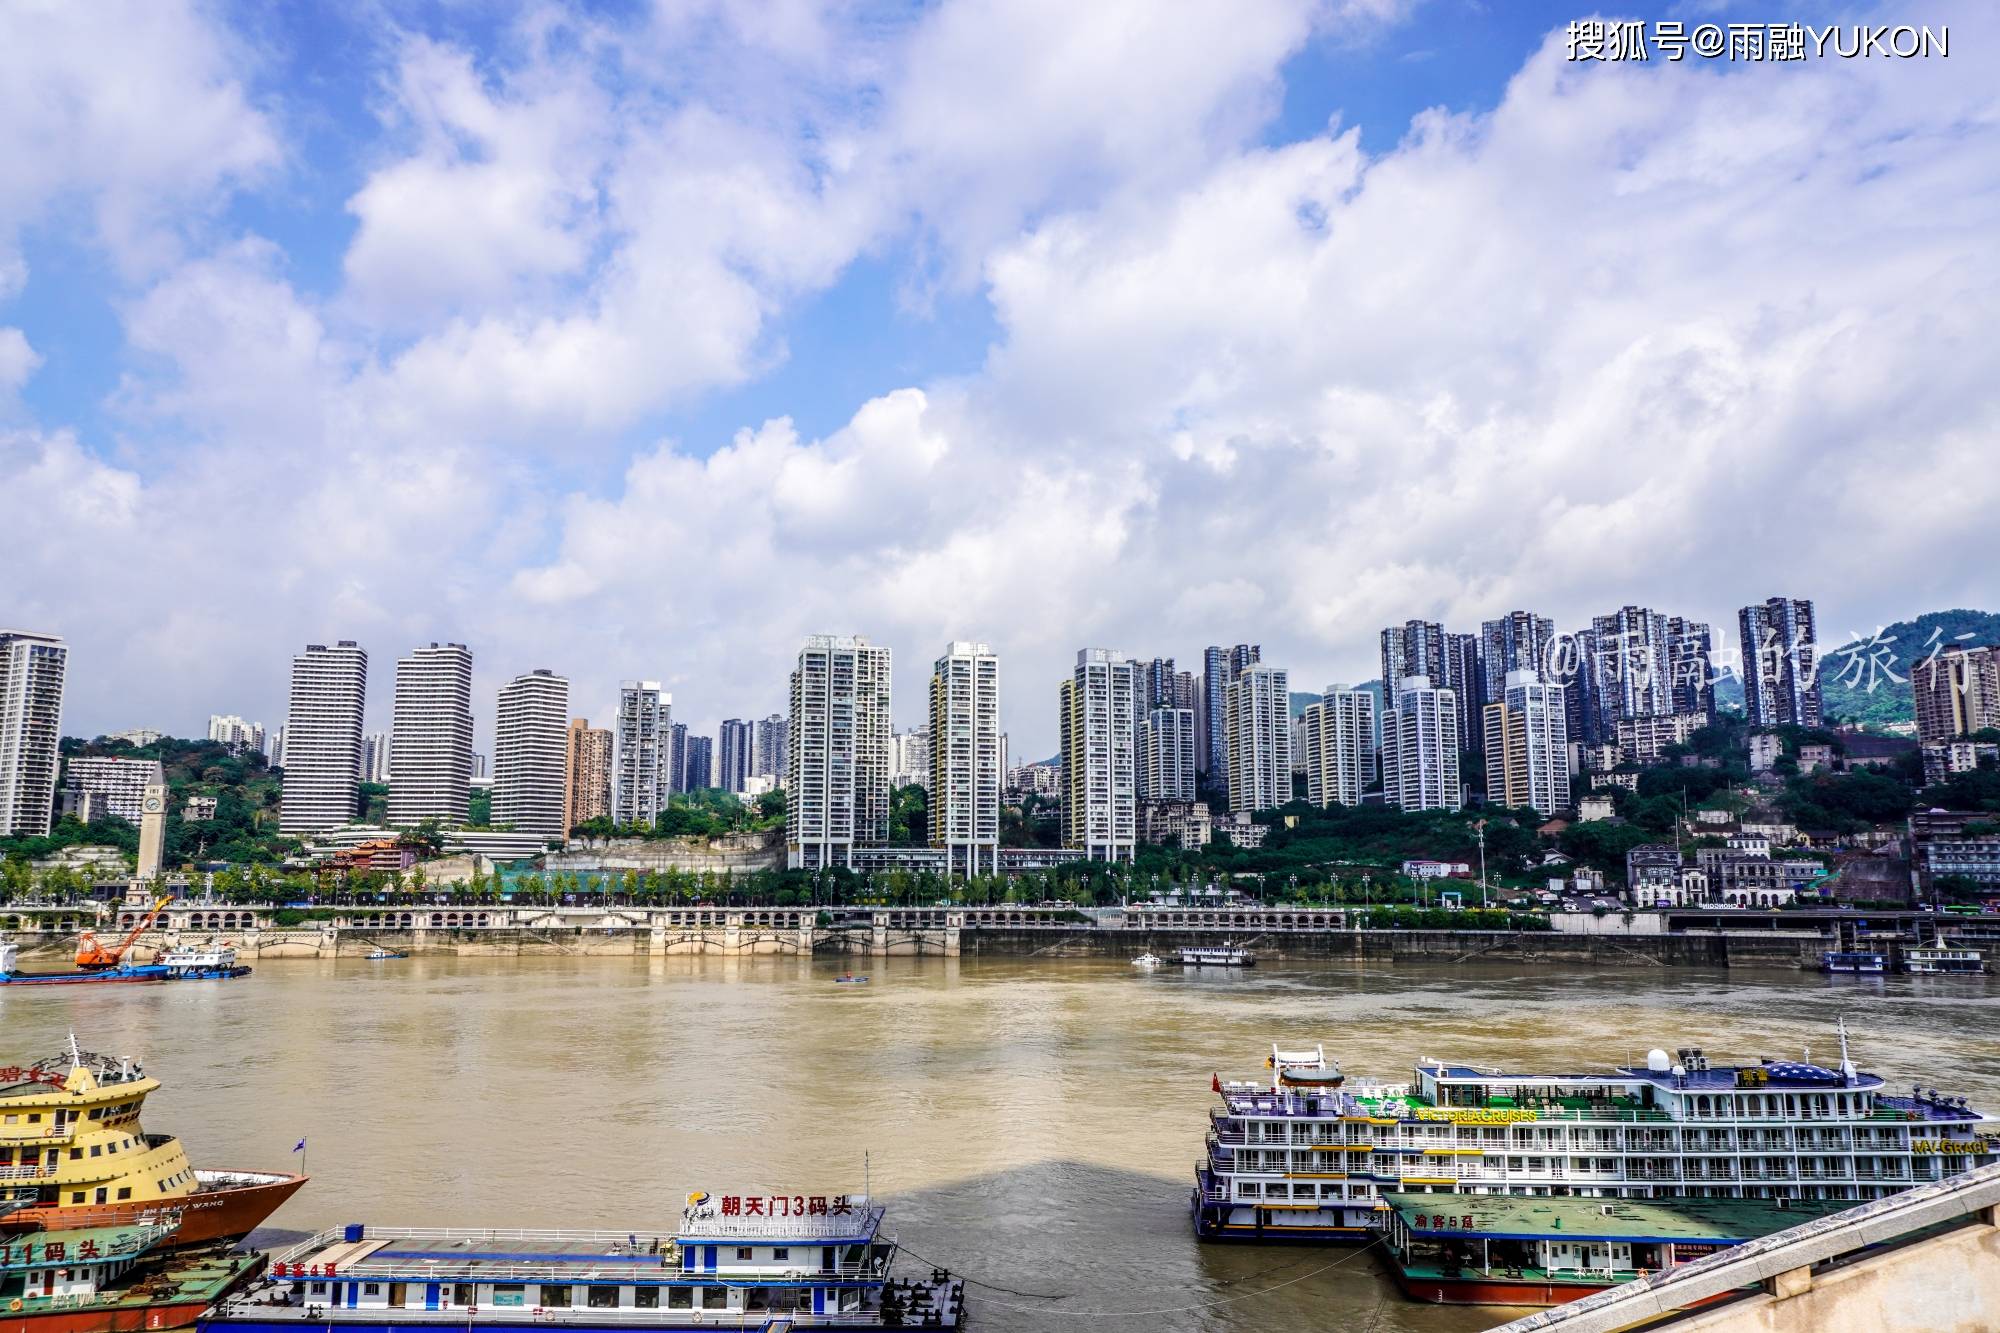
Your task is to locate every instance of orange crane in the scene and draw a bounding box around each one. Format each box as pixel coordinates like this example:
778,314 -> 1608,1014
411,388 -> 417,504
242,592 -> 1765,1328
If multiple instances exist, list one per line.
76,895 -> 173,971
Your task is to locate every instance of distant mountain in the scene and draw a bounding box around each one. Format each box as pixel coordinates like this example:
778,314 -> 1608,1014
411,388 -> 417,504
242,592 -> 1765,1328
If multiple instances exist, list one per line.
1290,680 -> 1385,718
1818,608 -> 2000,728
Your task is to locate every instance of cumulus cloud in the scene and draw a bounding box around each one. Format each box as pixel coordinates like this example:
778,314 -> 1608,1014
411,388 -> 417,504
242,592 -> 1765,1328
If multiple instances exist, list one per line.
2,0 -> 1995,758
0,328 -> 40,395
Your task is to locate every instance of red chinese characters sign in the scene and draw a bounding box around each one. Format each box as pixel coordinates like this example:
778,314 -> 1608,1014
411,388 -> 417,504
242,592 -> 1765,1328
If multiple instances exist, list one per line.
716,1194 -> 853,1218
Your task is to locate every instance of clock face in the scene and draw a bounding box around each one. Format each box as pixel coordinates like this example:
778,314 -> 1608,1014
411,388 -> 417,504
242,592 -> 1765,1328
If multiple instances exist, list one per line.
144,794 -> 163,813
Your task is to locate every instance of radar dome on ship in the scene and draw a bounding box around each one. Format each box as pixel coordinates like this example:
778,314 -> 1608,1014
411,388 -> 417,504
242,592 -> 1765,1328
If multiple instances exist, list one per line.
1647,1049 -> 1672,1071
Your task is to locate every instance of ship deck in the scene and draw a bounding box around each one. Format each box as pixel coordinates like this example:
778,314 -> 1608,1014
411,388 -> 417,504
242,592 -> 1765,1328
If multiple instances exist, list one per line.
4,1247 -> 262,1319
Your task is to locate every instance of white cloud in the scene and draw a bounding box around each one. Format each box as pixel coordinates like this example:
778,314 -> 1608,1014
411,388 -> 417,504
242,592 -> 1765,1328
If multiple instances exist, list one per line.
0,328 -> 40,394
2,0 -> 1996,759
0,0 -> 277,280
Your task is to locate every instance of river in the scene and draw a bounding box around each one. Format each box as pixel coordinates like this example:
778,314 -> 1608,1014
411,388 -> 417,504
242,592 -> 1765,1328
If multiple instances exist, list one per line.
5,956 -> 1997,1331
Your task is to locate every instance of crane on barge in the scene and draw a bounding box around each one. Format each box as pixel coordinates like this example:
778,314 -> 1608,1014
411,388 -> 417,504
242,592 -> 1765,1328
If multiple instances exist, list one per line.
75,894 -> 173,971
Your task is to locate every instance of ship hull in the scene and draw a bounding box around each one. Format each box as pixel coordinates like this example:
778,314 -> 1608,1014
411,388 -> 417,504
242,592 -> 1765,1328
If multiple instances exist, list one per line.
1,1172 -> 306,1247
1,1295 -> 215,1333
1392,1270 -> 1736,1310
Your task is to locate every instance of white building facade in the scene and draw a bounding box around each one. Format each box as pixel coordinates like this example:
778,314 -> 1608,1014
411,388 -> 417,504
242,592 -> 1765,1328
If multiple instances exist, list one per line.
787,635 -> 892,869
929,641 -> 1001,877
1382,675 -> 1463,813
1141,706 -> 1199,803
1060,649 -> 1137,861
206,714 -> 265,752
387,642 -> 474,827
1224,664 -> 1293,814
0,630 -> 67,837
1483,670 -> 1571,817
279,640 -> 368,836
614,681 -> 670,828
493,669 -> 570,840
1301,685 -> 1376,809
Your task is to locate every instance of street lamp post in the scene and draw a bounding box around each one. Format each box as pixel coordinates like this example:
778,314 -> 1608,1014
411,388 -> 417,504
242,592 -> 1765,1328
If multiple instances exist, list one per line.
1474,818 -> 1489,910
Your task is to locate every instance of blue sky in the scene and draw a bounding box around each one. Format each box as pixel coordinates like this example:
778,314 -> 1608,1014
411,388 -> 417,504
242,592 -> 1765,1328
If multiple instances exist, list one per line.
2,0 -> 1992,756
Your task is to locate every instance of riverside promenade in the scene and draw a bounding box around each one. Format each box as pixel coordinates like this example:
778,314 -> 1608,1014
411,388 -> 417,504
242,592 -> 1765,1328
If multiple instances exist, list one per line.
0,900 -> 1893,967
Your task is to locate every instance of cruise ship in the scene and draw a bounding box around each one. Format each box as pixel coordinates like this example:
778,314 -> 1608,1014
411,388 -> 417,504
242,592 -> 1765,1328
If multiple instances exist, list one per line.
1,1044 -> 306,1248
1192,1033 -> 1999,1243
202,1196 -> 964,1330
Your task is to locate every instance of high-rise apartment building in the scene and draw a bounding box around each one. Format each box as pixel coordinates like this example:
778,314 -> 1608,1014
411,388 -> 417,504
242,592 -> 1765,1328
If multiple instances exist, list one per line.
668,721 -> 688,794
614,681 -> 669,827
1738,596 -> 1821,728
787,635 -> 892,869
0,630 -> 67,837
1224,664 -> 1292,814
929,641 -> 1001,877
564,718 -> 612,831
493,669 -> 569,840
264,726 -> 286,770
1582,607 -> 1716,741
1381,621 -> 1481,749
1060,649 -> 1137,861
206,714 -> 265,753
717,719 -> 755,793
61,757 -> 164,824
1915,645 -> 2000,743
360,731 -> 392,784
1140,707 -> 1198,804
1198,644 -> 1260,783
753,713 -> 789,779
683,734 -> 713,792
1381,675 -> 1462,813
1479,612 -> 1555,705
279,640 -> 367,836
889,728 -> 932,790
386,642 -> 474,827
1482,670 -> 1571,816
1300,685 -> 1375,809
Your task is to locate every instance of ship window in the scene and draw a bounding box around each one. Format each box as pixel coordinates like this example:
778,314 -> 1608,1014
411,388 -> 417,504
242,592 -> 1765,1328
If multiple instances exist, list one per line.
634,1288 -> 659,1309
95,1188 -> 108,1204
117,1188 -> 130,1200
587,1287 -> 620,1309
72,1193 -> 86,1203
69,1149 -> 81,1160
667,1288 -> 692,1310
700,1288 -> 727,1309
540,1286 -> 571,1307
363,1284 -> 380,1296
735,1248 -> 752,1261
90,1145 -> 101,1157
772,1248 -> 790,1262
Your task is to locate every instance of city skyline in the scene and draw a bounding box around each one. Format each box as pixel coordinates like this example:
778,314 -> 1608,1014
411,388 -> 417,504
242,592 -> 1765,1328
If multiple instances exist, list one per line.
4,4 -> 1995,766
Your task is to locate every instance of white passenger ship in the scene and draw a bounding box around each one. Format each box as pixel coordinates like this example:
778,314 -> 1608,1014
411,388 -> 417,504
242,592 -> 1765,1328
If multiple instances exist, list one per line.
202,1195 -> 963,1330
1192,1032 -> 1999,1243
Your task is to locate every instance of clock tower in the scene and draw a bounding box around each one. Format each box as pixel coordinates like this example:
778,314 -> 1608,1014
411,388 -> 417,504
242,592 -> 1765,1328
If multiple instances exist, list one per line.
137,780 -> 167,883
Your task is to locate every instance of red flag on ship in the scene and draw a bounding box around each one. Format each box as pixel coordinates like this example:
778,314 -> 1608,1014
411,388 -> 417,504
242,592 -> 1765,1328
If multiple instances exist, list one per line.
1212,1073 -> 1222,1093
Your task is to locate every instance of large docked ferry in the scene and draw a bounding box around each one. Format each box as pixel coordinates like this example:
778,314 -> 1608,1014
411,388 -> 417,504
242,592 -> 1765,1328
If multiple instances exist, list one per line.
201,1195 -> 964,1331
1192,1034 -> 1999,1243
1,1045 -> 306,1249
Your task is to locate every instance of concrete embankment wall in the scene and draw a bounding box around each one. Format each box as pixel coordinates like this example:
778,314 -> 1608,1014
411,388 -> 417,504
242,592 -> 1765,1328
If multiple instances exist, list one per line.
9,923 -> 1824,967
957,929 -> 1822,968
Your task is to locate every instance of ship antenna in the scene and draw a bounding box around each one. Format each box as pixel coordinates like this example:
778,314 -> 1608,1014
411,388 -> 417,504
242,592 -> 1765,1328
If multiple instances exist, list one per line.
1838,1016 -> 1856,1083
68,1031 -> 82,1067
864,1151 -> 871,1202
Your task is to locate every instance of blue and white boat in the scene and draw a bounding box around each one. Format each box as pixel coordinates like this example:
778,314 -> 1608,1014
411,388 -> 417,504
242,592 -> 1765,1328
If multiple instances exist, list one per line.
200,1196 -> 963,1330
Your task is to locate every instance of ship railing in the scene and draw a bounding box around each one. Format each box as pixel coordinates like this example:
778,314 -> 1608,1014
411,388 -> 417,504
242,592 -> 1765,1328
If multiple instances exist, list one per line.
275,1228 -> 683,1265
0,1163 -> 57,1180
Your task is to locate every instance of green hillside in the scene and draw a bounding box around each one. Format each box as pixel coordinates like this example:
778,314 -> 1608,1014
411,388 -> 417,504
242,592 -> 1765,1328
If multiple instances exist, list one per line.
1819,608 -> 2000,728
43,736 -> 292,865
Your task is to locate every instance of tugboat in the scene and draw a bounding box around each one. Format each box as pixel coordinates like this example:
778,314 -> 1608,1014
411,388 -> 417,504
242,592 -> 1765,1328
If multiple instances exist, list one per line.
201,1194 -> 965,1329
0,1217 -> 266,1332
0,1042 -> 306,1250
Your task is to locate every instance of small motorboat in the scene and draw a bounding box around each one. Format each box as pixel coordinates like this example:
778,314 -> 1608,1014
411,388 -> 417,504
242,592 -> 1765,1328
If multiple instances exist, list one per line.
365,948 -> 407,961
834,973 -> 870,985
1131,953 -> 1163,969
